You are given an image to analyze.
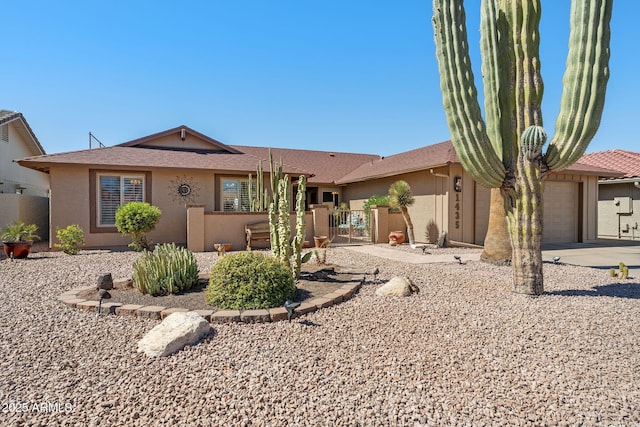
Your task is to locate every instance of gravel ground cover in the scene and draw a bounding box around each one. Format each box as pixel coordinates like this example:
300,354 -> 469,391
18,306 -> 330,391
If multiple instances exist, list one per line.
1,244 -> 639,426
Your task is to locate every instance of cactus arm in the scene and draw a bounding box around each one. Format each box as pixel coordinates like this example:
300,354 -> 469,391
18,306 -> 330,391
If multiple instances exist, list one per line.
433,0 -> 506,188
508,0 -> 544,142
480,0 -> 511,167
545,0 -> 612,171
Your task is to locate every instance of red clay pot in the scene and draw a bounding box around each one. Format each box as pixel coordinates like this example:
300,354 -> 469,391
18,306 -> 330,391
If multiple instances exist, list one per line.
3,241 -> 33,259
388,231 -> 405,245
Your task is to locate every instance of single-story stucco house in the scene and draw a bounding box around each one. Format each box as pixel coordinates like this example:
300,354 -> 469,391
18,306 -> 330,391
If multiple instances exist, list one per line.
16,125 -> 620,250
578,149 -> 640,240
0,110 -> 50,235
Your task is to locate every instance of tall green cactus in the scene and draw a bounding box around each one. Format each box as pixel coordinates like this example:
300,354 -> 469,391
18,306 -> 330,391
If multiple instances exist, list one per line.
292,175 -> 307,280
268,174 -> 309,280
433,0 -> 612,295
249,149 -> 282,212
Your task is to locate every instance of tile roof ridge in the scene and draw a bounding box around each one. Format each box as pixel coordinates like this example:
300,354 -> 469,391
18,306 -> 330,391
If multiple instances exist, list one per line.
241,151 -> 314,177
230,144 -> 380,157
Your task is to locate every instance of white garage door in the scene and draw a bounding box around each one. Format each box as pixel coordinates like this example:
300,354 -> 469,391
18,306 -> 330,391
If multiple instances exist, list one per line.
543,181 -> 579,244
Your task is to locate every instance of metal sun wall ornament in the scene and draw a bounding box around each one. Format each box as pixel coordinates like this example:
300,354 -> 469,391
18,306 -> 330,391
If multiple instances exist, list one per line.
169,175 -> 200,205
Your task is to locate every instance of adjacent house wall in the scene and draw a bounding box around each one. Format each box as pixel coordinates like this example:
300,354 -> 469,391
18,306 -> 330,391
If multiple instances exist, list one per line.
0,121 -> 49,197
0,193 -> 49,237
0,120 -> 49,235
598,182 -> 640,240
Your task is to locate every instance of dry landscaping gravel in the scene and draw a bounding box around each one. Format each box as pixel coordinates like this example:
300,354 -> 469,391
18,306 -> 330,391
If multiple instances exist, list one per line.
1,244 -> 639,426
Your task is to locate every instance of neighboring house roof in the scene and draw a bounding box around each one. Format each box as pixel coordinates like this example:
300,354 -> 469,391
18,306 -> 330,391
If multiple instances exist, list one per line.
232,145 -> 379,185
578,149 -> 640,179
0,110 -> 46,155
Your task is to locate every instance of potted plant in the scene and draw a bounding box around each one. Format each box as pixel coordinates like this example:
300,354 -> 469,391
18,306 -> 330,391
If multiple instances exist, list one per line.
1,221 -> 40,259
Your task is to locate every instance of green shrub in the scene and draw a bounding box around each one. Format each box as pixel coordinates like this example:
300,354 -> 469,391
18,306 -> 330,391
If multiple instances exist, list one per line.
206,251 -> 295,310
1,221 -> 39,242
54,224 -> 85,255
132,243 -> 199,296
115,202 -> 161,251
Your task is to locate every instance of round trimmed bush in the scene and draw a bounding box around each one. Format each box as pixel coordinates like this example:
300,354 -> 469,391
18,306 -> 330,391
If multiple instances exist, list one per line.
206,252 -> 295,310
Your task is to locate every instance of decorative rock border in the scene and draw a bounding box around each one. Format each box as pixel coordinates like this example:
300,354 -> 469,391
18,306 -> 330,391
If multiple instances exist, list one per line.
57,279 -> 364,323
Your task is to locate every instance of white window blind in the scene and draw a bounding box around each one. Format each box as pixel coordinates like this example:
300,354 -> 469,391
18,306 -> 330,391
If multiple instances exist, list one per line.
222,179 -> 254,212
99,175 -> 144,226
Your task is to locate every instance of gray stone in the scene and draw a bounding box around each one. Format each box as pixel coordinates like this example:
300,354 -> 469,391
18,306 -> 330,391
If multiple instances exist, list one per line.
97,273 -> 114,290
375,277 -> 420,297
137,312 -> 211,357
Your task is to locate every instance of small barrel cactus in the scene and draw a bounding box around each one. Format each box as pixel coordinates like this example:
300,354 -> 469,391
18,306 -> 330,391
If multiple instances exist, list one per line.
520,126 -> 547,160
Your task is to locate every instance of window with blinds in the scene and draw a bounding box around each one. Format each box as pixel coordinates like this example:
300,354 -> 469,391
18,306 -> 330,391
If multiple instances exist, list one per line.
222,178 -> 254,212
98,175 -> 144,226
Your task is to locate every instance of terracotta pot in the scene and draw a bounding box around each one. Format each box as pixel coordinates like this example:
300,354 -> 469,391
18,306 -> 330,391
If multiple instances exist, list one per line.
3,241 -> 33,259
314,236 -> 329,248
213,243 -> 232,252
302,240 -> 311,249
388,231 -> 405,245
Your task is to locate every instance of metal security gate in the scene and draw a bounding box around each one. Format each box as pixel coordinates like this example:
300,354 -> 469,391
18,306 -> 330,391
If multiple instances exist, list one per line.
329,209 -> 373,245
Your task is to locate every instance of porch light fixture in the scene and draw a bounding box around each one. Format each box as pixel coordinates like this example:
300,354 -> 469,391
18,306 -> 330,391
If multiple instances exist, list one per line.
453,176 -> 462,192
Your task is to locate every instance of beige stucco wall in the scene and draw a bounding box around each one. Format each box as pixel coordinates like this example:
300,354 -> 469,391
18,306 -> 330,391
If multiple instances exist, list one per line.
343,166 -> 599,246
598,182 -> 640,240
0,121 -> 49,197
341,166 -> 476,244
198,211 -> 314,252
0,194 -> 49,238
49,166 -> 217,248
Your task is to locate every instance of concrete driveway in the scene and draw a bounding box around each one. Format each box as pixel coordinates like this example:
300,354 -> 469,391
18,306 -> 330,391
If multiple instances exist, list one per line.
542,239 -> 640,278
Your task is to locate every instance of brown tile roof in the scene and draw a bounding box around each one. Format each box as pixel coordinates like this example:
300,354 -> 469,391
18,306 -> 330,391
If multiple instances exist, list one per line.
16,146 -> 308,176
336,140 -> 622,184
578,149 -> 640,178
231,145 -> 379,185
337,140 -> 458,184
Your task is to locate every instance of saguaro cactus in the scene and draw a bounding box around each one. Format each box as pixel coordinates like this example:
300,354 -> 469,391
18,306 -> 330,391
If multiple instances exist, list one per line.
432,0 -> 612,295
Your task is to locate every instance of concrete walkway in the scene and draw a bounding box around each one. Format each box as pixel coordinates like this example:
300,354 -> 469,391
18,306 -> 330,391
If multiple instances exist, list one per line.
343,244 -> 481,264
343,239 -> 639,277
542,239 -> 640,276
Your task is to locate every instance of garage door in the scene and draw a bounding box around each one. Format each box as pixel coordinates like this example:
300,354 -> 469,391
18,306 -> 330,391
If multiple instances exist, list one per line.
474,181 -> 579,245
543,181 -> 579,244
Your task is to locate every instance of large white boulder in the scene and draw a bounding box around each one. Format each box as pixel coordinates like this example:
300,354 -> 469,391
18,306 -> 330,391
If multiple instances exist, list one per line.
375,277 -> 420,297
137,312 -> 211,357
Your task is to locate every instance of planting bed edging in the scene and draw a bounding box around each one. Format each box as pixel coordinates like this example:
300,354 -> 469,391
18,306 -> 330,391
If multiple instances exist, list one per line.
57,279 -> 363,323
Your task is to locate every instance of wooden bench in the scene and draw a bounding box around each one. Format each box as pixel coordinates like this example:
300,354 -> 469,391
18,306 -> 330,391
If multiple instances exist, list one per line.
245,221 -> 270,250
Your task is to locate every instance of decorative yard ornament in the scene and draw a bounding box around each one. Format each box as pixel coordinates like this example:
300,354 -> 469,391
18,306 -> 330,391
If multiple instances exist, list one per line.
432,0 -> 612,295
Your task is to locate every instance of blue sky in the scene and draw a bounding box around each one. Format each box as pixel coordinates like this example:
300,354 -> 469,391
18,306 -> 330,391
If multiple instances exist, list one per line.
3,1 -> 636,157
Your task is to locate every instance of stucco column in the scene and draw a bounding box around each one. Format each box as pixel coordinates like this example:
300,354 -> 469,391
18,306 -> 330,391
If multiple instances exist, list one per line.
186,205 -> 205,252
372,205 -> 389,243
310,204 -> 329,238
